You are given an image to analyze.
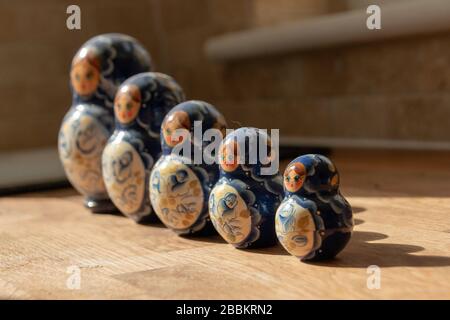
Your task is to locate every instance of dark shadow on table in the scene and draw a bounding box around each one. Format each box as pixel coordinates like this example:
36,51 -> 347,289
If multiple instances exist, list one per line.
183,234 -> 227,244
230,215 -> 368,257
246,244 -> 291,256
139,219 -> 168,228
352,206 -> 366,214
5,186 -> 77,198
311,230 -> 450,268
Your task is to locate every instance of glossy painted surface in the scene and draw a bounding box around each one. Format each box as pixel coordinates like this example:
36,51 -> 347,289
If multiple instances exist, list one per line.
102,73 -> 185,222
59,104 -> 111,198
209,127 -> 283,248
149,100 -> 227,235
275,197 -> 320,257
150,156 -> 204,230
58,33 -> 152,212
102,138 -> 147,217
276,154 -> 354,261
209,180 -> 255,246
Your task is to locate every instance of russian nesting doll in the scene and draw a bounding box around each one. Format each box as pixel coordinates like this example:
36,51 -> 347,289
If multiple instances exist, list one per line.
58,33 -> 152,212
149,100 -> 227,235
275,154 -> 354,261
101,72 -> 185,223
209,127 -> 283,248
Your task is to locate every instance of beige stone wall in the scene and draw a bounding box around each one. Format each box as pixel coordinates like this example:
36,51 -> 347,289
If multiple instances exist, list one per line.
157,0 -> 450,142
0,0 -> 448,152
218,33 -> 450,141
252,0 -> 345,26
0,0 -> 164,151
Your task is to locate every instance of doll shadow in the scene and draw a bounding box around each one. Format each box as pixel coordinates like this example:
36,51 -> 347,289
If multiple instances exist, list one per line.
140,221 -> 226,243
94,210 -> 122,217
249,217 -> 367,257
184,234 -> 227,244
246,244 -> 291,256
352,206 -> 366,214
139,219 -> 167,228
309,230 -> 450,268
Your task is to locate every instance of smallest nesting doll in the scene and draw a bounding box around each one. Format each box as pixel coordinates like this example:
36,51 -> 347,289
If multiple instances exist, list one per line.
276,154 -> 354,261
209,127 -> 283,248
102,72 -> 185,223
149,100 -> 227,235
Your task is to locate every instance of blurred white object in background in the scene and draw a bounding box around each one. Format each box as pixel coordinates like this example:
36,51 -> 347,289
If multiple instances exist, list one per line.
0,148 -> 66,192
206,0 -> 450,61
345,0 -> 408,10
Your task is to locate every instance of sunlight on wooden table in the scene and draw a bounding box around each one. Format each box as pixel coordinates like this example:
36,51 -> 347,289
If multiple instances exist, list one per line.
0,150 -> 449,299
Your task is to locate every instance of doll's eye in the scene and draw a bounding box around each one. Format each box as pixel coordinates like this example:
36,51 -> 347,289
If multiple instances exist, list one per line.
86,71 -> 93,79
75,74 -> 80,81
285,176 -> 290,182
294,175 -> 300,181
126,103 -> 132,110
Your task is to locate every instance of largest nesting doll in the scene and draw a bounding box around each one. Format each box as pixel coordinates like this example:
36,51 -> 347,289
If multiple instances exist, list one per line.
102,72 -> 185,223
58,34 -> 152,212
149,100 -> 227,235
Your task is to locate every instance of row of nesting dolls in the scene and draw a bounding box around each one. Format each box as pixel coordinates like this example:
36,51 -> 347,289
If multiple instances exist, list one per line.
58,33 -> 354,261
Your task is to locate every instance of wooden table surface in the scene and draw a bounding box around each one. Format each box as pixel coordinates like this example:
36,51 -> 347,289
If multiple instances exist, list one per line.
0,150 -> 449,299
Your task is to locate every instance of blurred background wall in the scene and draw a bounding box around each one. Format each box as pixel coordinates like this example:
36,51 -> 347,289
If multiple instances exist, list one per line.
1,0 -> 449,153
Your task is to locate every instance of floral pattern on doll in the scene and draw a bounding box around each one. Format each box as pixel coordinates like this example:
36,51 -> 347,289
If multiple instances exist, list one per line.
209,178 -> 261,247
275,198 -> 322,258
58,105 -> 109,197
102,140 -> 147,216
149,157 -> 204,231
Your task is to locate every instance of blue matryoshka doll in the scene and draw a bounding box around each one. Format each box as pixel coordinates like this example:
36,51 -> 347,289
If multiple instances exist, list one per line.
209,127 -> 283,248
102,72 -> 185,223
149,100 -> 227,235
275,154 -> 354,261
58,33 -> 152,213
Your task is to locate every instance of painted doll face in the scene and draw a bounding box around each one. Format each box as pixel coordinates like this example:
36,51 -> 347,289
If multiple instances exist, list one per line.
114,84 -> 141,124
70,57 -> 100,96
162,110 -> 191,147
220,139 -> 240,172
284,162 -> 306,193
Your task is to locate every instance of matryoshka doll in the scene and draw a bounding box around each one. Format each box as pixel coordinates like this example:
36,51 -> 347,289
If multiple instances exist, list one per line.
209,127 -> 283,248
149,100 -> 227,235
58,33 -> 152,212
102,72 -> 185,223
275,154 -> 354,261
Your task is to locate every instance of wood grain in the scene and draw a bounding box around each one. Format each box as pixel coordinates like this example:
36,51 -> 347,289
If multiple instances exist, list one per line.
0,150 -> 449,299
